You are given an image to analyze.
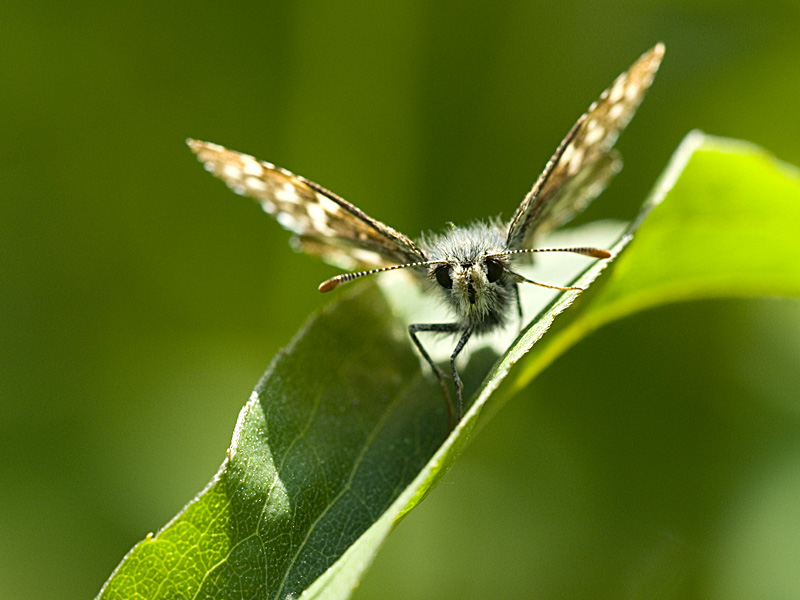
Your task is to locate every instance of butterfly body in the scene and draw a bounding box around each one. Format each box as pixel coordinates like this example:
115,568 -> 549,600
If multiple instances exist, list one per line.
419,221 -> 517,334
189,44 -> 664,431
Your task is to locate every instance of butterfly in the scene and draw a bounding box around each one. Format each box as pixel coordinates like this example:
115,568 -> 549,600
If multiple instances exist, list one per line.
188,43 -> 664,431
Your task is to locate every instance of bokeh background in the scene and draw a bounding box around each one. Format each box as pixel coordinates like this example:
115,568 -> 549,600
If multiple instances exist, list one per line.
3,1 -> 800,598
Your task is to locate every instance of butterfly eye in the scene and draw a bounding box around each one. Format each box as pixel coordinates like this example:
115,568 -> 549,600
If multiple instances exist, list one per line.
485,258 -> 504,283
434,265 -> 453,289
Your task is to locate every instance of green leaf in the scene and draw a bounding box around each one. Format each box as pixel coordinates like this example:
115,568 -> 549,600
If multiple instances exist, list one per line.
97,286 -> 447,599
97,132 -> 800,600
498,131 -> 800,409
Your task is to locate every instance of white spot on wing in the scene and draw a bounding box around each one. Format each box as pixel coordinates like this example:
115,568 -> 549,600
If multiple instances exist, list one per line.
625,81 -> 640,101
583,119 -> 606,145
241,157 -> 263,177
229,182 -> 246,196
567,147 -> 585,175
317,194 -> 342,214
276,212 -> 298,230
350,249 -> 384,265
244,176 -> 268,192
560,143 -> 575,165
275,182 -> 300,204
306,202 -> 337,236
608,77 -> 626,103
223,164 -> 242,180
607,102 -> 625,121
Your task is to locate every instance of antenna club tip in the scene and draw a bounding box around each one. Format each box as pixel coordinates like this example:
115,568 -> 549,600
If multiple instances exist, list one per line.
592,249 -> 613,259
318,279 -> 339,293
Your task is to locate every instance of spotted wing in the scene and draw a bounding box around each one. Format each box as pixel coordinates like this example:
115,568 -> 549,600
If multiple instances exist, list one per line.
506,43 -> 664,250
188,140 -> 426,270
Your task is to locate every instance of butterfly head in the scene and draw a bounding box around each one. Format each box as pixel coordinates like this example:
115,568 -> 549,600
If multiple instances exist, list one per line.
427,252 -> 515,329
431,256 -> 506,300
418,223 -> 517,326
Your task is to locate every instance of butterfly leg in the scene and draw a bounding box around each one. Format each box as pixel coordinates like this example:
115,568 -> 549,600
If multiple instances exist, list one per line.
449,327 -> 473,424
408,322 -> 462,431
513,281 -> 523,329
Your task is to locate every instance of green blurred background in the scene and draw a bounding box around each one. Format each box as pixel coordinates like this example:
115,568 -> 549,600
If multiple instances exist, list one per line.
3,1 -> 800,598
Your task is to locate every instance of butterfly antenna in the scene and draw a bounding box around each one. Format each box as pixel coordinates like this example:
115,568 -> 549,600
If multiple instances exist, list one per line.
319,260 -> 440,292
502,247 -> 612,259
506,269 -> 586,292
499,247 -> 612,292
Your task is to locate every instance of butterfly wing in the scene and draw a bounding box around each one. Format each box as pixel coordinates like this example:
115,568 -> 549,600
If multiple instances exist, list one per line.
506,43 -> 665,250
188,140 -> 427,269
